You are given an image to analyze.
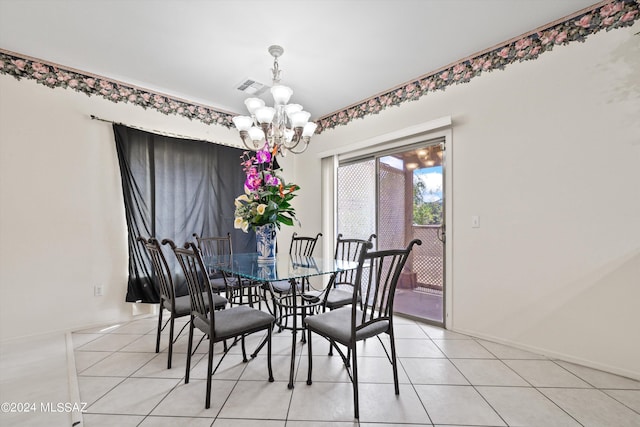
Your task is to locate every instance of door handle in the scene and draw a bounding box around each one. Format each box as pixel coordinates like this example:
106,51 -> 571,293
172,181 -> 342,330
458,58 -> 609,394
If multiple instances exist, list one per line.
437,223 -> 445,243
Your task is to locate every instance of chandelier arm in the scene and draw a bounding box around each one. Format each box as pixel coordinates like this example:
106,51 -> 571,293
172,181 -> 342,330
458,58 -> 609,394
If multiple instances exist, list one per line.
239,132 -> 260,151
287,139 -> 310,154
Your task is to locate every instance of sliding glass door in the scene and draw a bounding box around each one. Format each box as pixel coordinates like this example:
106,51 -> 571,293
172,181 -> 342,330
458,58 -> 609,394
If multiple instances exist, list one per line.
337,140 -> 445,325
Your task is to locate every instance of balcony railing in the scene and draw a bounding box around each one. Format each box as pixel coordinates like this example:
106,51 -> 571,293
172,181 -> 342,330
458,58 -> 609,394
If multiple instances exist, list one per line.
408,224 -> 443,290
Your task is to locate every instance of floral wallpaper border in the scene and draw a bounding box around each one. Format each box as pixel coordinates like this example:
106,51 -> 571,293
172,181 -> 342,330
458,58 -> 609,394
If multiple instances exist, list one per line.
0,0 -> 638,134
317,0 -> 639,132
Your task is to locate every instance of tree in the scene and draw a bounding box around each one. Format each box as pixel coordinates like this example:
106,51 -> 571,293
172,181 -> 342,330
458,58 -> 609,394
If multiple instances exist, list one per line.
413,179 -> 442,225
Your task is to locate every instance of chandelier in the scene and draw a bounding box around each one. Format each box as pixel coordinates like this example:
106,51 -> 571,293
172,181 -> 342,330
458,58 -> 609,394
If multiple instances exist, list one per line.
232,45 -> 316,155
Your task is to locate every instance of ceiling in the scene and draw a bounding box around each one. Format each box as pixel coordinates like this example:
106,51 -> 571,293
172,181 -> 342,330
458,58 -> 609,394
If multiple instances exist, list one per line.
0,0 -> 598,120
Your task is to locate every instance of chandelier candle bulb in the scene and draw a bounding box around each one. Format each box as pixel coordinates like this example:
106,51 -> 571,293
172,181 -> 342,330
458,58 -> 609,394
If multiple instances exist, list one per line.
232,116 -> 253,131
244,98 -> 265,114
271,85 -> 293,104
255,107 -> 275,124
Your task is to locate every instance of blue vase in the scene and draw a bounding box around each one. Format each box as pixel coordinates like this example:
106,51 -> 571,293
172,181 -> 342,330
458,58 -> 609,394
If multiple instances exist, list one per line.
255,223 -> 277,262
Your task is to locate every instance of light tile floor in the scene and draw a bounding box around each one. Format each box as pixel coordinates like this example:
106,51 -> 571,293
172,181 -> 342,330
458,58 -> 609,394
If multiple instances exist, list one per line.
69,314 -> 640,427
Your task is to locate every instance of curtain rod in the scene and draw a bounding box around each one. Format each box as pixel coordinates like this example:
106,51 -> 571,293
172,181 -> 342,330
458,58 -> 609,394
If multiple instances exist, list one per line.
89,114 -> 241,149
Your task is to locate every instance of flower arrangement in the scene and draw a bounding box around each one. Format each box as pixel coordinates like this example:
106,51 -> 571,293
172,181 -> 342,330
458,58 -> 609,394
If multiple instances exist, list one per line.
233,145 -> 300,232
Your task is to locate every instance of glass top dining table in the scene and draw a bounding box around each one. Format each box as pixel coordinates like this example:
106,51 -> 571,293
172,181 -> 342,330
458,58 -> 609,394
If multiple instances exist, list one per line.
203,252 -> 359,388
204,252 -> 358,282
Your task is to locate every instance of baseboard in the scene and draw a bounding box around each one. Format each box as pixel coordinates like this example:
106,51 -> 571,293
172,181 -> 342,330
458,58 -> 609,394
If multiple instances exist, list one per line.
451,327 -> 640,382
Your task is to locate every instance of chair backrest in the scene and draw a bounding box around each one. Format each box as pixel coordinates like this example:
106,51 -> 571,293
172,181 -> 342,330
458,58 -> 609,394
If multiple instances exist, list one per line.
193,233 -> 232,276
164,239 -> 216,332
138,236 -> 175,309
353,239 -> 422,330
332,233 -> 376,288
289,232 -> 322,257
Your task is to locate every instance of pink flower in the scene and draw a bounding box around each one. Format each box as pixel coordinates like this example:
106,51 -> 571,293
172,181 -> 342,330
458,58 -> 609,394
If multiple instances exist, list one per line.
602,16 -> 616,26
128,94 -> 137,102
12,59 -> 26,70
600,3 -> 616,17
482,59 -> 492,70
517,49 -> 527,58
453,64 -> 465,75
32,62 -> 49,73
198,106 -> 206,114
406,83 -> 416,93
472,58 -> 484,71
530,46 -> 541,56
244,173 -> 262,191
153,94 -> 165,104
621,11 -> 637,22
428,80 -> 436,90
497,47 -> 510,59
576,15 -> 592,28
68,79 -> 78,88
84,78 -> 96,88
612,2 -> 625,14
540,30 -> 558,45
98,80 -> 110,89
555,31 -> 567,44
515,38 -> 532,50
440,71 -> 449,80
45,77 -> 56,85
255,147 -> 271,164
264,173 -> 280,186
141,93 -> 150,102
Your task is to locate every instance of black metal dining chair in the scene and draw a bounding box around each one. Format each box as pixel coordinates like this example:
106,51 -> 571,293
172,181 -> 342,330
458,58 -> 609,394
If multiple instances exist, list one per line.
137,236 -> 227,369
263,232 -> 322,334
165,239 -> 275,409
303,233 -> 376,355
193,232 -> 261,308
306,233 -> 377,310
304,239 -> 422,419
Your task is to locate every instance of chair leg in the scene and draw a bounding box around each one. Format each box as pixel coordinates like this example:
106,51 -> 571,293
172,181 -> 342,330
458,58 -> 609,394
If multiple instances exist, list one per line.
389,330 -> 400,395
167,315 -> 175,369
300,299 -> 307,344
306,327 -> 313,385
351,343 -> 359,419
185,316 -> 194,384
267,327 -> 274,382
155,305 -> 163,353
241,335 -> 248,362
205,337 -> 214,409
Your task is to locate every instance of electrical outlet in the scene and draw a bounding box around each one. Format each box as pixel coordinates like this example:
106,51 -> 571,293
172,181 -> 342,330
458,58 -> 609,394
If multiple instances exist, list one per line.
94,285 -> 103,297
472,215 -> 480,228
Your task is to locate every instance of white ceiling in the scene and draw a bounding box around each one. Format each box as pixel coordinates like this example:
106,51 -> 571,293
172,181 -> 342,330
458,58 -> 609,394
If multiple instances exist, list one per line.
0,0 -> 598,120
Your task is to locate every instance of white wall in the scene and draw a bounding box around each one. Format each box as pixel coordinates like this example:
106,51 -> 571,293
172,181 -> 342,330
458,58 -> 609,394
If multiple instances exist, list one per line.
295,22 -> 640,379
0,75 -> 250,341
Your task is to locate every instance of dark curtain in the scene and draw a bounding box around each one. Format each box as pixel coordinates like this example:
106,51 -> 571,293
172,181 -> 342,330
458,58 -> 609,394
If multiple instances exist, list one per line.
113,124 -> 255,302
